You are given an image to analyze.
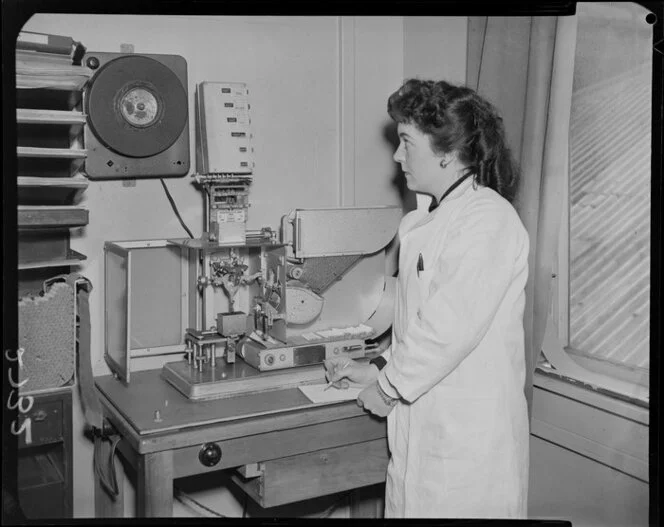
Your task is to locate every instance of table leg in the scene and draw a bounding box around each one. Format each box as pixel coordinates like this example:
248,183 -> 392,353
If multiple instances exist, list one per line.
94,439 -> 125,518
137,450 -> 173,517
349,483 -> 384,518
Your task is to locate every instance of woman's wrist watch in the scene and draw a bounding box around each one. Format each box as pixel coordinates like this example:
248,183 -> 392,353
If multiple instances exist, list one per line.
375,381 -> 398,407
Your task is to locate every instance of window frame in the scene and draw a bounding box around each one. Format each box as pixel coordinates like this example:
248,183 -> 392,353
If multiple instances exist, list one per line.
542,1 -> 652,407
548,146 -> 650,393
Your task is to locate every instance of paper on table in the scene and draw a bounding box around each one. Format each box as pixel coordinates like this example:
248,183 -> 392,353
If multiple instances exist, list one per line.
298,382 -> 364,403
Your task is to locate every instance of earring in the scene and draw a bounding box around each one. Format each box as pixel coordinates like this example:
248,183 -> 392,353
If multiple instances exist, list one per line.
440,159 -> 450,169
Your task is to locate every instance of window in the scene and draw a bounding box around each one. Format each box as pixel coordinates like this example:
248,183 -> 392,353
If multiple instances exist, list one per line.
551,2 -> 652,391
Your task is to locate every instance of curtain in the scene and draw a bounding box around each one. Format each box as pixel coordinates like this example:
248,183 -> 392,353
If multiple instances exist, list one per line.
466,15 -> 578,416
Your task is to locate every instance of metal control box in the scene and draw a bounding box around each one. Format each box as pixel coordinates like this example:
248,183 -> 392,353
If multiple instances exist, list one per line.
217,311 -> 249,337
196,81 -> 254,175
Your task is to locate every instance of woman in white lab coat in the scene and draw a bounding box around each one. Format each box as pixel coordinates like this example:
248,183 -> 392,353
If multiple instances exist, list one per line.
324,79 -> 530,518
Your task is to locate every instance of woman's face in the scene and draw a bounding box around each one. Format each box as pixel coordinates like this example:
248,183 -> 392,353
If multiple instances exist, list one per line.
393,122 -> 446,196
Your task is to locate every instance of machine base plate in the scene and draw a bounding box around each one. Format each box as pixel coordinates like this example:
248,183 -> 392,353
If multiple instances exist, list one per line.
161,358 -> 326,400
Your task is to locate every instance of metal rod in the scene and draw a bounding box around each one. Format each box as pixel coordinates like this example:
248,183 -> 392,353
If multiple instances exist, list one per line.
205,187 -> 211,233
196,343 -> 203,372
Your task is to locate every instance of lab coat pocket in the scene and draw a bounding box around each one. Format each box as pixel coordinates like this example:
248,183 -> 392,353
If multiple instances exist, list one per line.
416,269 -> 434,305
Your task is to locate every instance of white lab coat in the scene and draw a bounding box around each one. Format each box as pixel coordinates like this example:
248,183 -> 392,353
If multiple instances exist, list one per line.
376,178 -> 530,518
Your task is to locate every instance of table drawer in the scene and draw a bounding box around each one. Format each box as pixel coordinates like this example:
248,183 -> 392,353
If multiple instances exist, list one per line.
17,398 -> 64,448
232,438 -> 389,508
172,414 -> 387,479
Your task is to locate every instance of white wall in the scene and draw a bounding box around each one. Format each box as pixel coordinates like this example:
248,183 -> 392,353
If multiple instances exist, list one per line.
403,16 -> 468,212
528,377 -> 649,526
20,14 -> 468,518
529,436 -> 648,527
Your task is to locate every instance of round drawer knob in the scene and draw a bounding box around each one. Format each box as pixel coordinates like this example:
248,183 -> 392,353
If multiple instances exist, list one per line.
199,442 -> 222,467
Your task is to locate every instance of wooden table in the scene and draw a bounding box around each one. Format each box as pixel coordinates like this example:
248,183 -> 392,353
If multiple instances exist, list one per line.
94,369 -> 388,518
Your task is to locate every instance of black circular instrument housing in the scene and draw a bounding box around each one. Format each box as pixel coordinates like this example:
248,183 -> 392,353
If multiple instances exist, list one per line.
85,55 -> 188,158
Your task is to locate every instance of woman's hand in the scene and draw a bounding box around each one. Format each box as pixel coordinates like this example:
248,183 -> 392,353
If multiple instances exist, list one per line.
323,356 -> 379,387
357,381 -> 398,418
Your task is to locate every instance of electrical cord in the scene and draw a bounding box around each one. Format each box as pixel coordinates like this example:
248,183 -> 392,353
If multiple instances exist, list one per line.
173,485 -> 350,518
93,434 -> 121,499
314,491 -> 352,519
160,178 -> 195,239
476,16 -> 489,91
174,485 -> 227,517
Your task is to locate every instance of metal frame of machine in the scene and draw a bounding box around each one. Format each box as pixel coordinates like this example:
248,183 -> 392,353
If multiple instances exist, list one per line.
103,80 -> 401,400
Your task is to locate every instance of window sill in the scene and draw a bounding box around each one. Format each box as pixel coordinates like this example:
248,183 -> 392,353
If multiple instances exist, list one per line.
564,348 -> 649,390
531,369 -> 649,482
535,366 -> 649,418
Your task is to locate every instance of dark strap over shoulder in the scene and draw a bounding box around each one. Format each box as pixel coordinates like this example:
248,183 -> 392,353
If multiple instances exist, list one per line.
428,172 -> 474,212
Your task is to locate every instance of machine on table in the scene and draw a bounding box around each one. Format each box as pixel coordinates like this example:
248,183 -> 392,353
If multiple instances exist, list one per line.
103,81 -> 401,401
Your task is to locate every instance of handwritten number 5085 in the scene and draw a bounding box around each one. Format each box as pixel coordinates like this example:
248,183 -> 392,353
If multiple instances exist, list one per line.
6,348 -> 33,444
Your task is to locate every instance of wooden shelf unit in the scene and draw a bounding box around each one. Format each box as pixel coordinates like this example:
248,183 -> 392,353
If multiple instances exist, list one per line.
17,146 -> 87,159
16,46 -> 91,272
17,175 -> 89,188
18,249 -> 88,271
17,108 -> 87,125
15,39 -> 90,519
18,205 -> 90,229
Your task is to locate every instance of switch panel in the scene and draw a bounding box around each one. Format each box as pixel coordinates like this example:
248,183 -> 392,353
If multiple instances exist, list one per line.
196,81 -> 254,175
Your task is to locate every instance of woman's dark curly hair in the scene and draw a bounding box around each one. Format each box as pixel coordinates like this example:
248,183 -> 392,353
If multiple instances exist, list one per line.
388,79 -> 519,203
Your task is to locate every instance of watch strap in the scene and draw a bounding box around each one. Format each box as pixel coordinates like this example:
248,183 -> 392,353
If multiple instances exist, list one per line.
369,355 -> 387,371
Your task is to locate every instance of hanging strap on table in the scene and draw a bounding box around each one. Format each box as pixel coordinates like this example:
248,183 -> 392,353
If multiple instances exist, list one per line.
44,273 -> 121,499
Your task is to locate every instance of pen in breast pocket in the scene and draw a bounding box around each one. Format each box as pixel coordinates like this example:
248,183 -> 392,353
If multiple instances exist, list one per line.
417,253 -> 424,277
